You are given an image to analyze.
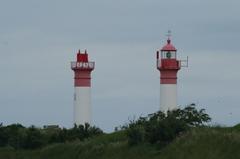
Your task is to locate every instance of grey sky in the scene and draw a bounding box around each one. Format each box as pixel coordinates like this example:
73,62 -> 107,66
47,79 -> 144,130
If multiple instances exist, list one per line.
0,0 -> 240,132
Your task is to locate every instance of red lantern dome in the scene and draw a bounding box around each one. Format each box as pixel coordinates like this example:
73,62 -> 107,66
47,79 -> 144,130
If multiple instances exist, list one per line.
161,39 -> 177,51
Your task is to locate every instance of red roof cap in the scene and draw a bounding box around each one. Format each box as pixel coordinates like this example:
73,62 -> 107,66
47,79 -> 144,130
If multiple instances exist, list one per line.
161,39 -> 177,51
77,49 -> 88,62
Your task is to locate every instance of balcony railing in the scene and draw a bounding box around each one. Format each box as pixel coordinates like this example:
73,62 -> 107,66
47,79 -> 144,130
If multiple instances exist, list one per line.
71,62 -> 95,69
180,56 -> 188,67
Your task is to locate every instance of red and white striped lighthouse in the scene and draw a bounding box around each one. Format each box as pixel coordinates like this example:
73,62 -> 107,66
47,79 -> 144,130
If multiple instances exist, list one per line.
71,50 -> 95,125
156,36 -> 182,112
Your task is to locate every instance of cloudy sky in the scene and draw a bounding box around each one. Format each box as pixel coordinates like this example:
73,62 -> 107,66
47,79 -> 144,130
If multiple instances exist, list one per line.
0,0 -> 239,132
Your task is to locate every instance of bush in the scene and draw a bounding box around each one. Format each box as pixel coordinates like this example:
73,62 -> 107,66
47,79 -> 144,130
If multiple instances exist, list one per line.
22,126 -> 45,149
145,113 -> 188,145
233,123 -> 240,131
5,124 -> 26,149
66,123 -> 103,141
127,124 -> 145,145
0,123 -> 103,150
126,104 -> 211,146
179,103 -> 211,126
0,123 -> 8,147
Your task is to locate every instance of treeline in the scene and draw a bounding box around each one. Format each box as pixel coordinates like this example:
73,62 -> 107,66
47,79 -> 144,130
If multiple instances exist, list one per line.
124,104 -> 211,147
0,104 -> 211,150
0,123 -> 103,149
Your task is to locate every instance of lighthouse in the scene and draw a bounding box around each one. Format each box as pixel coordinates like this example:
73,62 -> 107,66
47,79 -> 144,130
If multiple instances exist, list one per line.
156,35 -> 186,112
71,50 -> 95,125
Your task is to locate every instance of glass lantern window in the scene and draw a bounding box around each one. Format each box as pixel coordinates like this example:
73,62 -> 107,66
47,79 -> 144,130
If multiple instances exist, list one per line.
161,51 -> 176,59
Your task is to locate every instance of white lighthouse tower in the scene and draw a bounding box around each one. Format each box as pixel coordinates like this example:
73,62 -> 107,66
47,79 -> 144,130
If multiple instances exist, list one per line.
156,35 -> 186,112
71,50 -> 95,125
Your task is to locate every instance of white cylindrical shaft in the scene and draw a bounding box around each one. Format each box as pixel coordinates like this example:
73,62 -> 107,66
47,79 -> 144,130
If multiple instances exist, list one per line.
74,87 -> 91,125
160,84 -> 178,112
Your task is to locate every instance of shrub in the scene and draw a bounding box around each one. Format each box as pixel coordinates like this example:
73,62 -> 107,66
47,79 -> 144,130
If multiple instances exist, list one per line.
233,123 -> 240,131
5,124 -> 26,149
0,123 -> 8,147
0,123 -> 103,149
23,126 -> 44,149
126,104 -> 211,146
127,124 -> 145,145
145,113 -> 188,145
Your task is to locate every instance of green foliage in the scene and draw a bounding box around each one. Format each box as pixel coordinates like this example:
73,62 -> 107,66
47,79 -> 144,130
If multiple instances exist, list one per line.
126,104 -> 211,146
1,127 -> 240,159
67,123 -> 103,141
22,126 -> 44,149
2,104 -> 240,159
4,124 -> 26,149
159,127 -> 240,159
0,123 -> 8,147
145,112 -> 188,145
178,103 -> 211,126
0,123 -> 103,150
233,123 -> 240,131
127,125 -> 145,145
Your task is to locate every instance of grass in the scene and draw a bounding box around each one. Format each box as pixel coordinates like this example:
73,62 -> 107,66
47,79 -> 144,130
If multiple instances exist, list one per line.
159,127 -> 240,159
1,127 -> 240,159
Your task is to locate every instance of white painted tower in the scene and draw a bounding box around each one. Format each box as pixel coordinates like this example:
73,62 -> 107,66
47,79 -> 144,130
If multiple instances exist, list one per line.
156,35 -> 187,112
71,50 -> 95,125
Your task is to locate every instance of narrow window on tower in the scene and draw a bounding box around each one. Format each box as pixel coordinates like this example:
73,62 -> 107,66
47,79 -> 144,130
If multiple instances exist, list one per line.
74,93 -> 76,101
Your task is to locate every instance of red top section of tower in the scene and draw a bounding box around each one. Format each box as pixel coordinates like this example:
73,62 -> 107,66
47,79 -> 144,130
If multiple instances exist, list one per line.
71,49 -> 95,87
161,39 -> 177,51
157,37 -> 181,84
77,50 -> 88,62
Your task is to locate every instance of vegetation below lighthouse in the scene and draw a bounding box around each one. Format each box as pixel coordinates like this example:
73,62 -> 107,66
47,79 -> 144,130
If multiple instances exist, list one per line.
0,104 -> 240,159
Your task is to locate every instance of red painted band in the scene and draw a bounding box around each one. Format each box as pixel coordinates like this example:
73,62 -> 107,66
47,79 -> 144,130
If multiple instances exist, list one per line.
73,70 -> 92,87
161,78 -> 177,84
160,70 -> 178,84
75,79 -> 91,87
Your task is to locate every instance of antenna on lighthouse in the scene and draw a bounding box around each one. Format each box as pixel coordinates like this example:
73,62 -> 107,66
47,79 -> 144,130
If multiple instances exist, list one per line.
166,30 -> 171,38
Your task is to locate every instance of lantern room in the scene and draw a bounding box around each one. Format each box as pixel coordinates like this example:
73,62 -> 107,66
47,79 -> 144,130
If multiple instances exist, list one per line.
156,38 -> 181,71
160,39 -> 177,59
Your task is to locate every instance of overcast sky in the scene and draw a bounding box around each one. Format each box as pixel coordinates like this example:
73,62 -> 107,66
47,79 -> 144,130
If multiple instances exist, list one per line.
0,0 -> 240,132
